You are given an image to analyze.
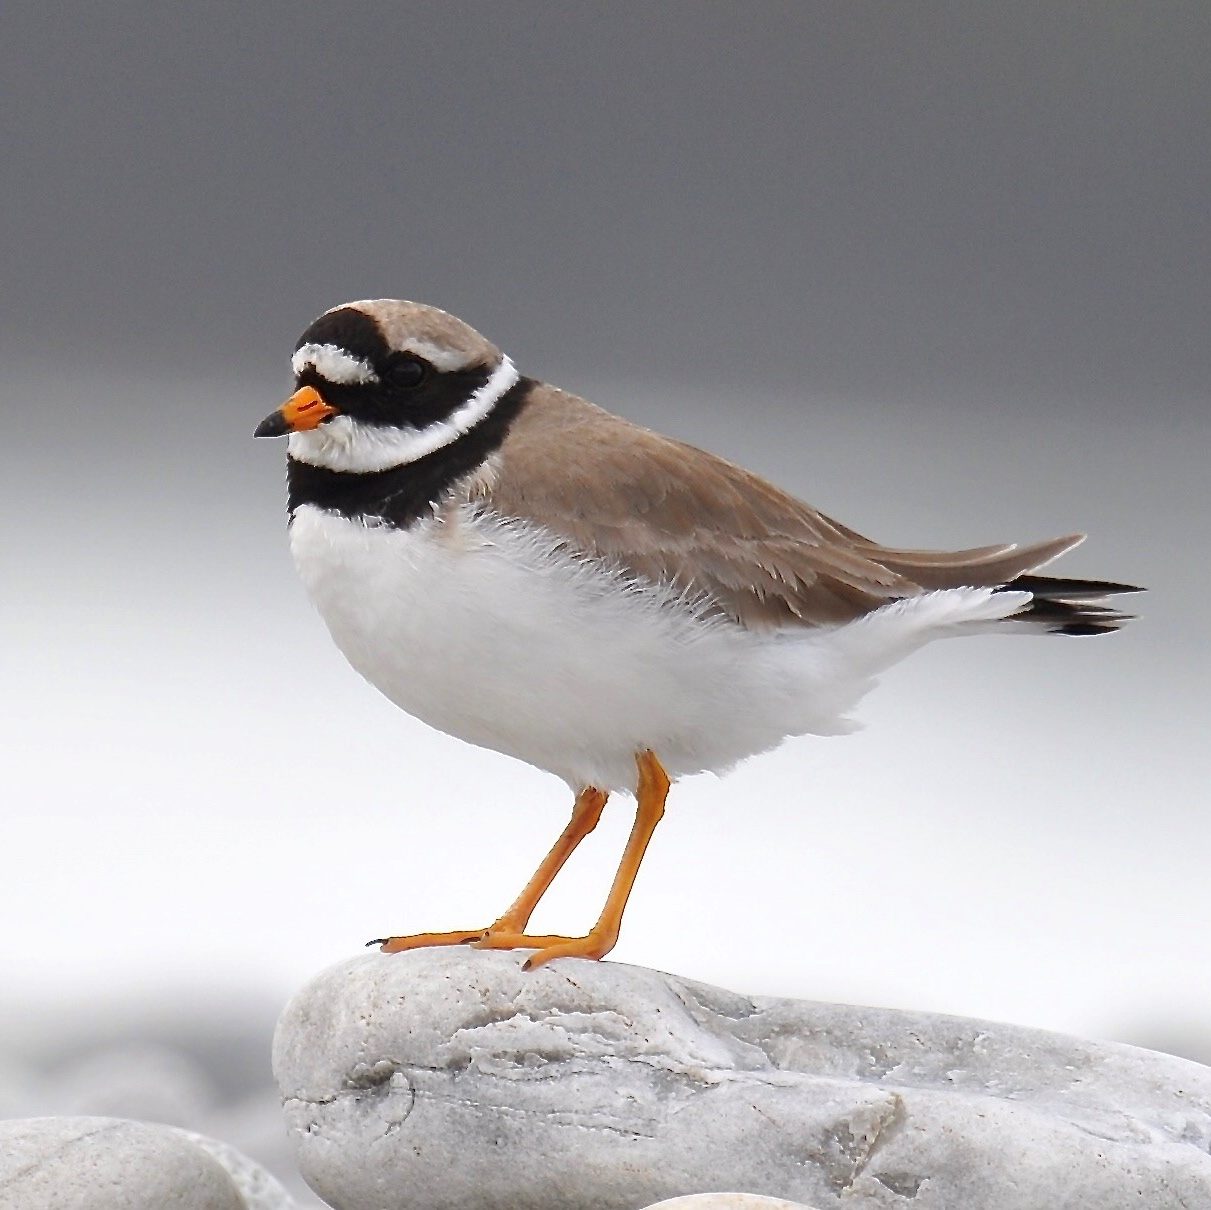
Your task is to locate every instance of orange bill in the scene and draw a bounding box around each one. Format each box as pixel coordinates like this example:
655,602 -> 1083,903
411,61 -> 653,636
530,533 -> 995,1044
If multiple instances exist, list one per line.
253,386 -> 338,437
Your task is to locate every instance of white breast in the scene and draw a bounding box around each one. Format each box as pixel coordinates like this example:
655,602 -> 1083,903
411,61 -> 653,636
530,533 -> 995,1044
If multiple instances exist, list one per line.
288,505 -> 1029,790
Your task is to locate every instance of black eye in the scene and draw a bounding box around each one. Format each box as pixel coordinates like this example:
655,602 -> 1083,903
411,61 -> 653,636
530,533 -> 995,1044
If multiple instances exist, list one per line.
385,355 -> 428,389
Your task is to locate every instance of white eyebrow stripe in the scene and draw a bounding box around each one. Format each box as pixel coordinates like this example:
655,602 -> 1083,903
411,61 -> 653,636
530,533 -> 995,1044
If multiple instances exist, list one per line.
292,343 -> 379,385
394,338 -> 476,372
287,355 -> 520,473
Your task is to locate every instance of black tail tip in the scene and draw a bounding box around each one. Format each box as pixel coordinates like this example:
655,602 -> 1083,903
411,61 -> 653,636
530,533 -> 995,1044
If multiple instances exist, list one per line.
1051,620 -> 1131,637
1001,573 -> 1142,636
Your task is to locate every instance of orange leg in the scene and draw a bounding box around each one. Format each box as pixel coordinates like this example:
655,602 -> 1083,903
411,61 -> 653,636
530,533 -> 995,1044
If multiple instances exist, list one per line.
485,787 -> 609,933
373,787 -> 608,954
475,750 -> 670,969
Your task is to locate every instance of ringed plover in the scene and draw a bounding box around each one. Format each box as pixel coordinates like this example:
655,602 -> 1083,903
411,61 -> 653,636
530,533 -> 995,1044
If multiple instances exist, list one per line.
254,300 -> 1139,969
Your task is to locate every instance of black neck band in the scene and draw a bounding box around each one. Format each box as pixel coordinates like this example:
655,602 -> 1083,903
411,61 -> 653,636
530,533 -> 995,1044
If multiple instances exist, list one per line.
286,377 -> 533,529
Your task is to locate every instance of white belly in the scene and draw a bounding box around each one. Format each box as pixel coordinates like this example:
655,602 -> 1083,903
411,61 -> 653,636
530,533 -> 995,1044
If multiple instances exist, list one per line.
288,505 -> 1026,790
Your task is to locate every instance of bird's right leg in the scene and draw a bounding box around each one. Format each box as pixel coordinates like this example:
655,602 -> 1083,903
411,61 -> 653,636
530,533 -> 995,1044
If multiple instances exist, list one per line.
481,787 -> 609,936
372,787 -> 608,954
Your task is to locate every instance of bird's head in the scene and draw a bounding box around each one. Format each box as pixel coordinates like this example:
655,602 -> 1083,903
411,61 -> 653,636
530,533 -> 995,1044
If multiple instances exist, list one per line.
254,300 -> 519,473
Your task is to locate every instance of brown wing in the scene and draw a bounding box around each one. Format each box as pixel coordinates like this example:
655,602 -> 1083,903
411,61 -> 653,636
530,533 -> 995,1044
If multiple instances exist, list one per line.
482,383 -> 1081,629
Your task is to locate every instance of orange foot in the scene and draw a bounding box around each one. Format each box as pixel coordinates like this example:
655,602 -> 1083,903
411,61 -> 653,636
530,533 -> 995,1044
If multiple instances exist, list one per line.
370,930 -> 483,954
369,927 -> 614,970
369,902 -> 556,954
368,925 -> 557,955
474,928 -> 617,970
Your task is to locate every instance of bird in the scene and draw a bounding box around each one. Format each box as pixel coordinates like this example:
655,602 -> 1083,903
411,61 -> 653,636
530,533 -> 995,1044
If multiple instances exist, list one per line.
254,299 -> 1139,970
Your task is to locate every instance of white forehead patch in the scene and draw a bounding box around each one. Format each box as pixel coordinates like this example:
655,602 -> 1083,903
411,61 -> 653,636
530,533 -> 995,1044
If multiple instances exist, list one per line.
288,355 -> 520,474
292,343 -> 379,385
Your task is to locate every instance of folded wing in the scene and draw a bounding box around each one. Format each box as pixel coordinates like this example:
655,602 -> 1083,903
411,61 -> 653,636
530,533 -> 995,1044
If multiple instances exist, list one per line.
485,385 -> 1136,631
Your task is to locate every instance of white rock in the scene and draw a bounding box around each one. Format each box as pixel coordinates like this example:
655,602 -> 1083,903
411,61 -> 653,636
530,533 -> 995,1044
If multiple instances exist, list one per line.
274,949 -> 1211,1210
643,1197 -> 820,1208
0,1117 -> 298,1210
182,1128 -> 301,1209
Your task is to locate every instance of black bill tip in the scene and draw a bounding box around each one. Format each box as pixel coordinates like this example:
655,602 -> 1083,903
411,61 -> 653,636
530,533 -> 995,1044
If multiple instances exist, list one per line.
254,410 -> 290,438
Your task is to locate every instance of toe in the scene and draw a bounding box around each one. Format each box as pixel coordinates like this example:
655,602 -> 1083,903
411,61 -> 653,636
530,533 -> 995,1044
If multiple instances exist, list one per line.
376,930 -> 485,953
473,931 -> 570,951
522,933 -> 614,969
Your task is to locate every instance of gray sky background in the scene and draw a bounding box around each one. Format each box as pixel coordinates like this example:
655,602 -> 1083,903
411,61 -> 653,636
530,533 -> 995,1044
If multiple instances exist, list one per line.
4,3 -> 1209,408
4,2 -> 1210,1075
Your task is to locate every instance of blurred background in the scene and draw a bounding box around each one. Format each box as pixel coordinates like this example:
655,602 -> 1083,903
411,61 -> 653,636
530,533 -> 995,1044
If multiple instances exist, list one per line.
3,3 -> 1209,1201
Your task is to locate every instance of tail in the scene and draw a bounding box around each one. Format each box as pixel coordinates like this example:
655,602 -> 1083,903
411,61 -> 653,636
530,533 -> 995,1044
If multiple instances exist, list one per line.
998,574 -> 1143,635
862,530 -> 1142,636
780,543 -> 1141,736
784,571 -> 1139,736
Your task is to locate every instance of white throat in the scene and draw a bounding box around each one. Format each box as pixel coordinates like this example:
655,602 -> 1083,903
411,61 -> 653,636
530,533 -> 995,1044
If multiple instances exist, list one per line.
287,355 -> 520,474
